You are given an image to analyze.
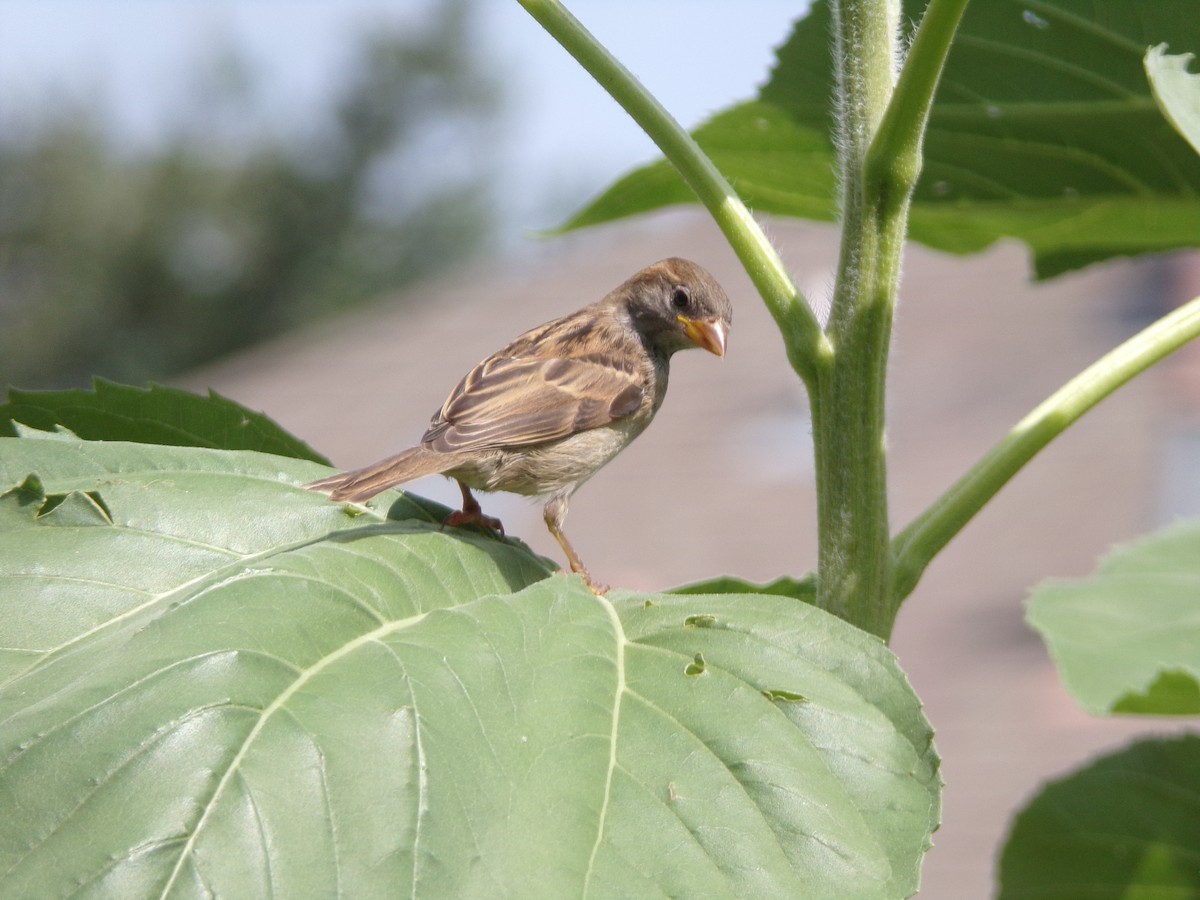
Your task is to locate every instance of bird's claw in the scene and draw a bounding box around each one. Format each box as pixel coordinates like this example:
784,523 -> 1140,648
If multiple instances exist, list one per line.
556,567 -> 608,596
443,508 -> 505,538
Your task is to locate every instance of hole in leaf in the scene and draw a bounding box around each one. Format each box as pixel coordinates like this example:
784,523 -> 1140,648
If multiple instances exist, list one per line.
762,688 -> 808,703
3,473 -> 46,508
684,614 -> 717,628
38,493 -> 66,515
36,489 -> 113,526
684,653 -> 706,677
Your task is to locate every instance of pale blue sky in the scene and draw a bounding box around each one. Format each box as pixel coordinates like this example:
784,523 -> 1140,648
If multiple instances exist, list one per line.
0,1 -> 804,228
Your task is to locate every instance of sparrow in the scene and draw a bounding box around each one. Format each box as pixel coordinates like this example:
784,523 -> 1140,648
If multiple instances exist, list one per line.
307,257 -> 732,593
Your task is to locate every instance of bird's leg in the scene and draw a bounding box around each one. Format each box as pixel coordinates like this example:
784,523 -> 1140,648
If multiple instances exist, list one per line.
543,495 -> 608,595
444,481 -> 505,537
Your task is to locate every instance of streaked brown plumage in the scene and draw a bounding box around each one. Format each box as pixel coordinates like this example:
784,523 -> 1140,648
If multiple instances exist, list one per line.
307,257 -> 732,592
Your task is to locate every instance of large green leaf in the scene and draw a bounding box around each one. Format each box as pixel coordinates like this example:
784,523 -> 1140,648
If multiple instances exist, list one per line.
566,1 -> 1200,279
998,734 -> 1200,899
0,378 -> 328,463
1027,520 -> 1200,716
0,435 -> 939,898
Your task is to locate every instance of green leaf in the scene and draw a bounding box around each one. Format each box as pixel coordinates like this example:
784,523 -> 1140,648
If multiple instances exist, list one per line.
0,437 -> 939,898
998,734 -> 1200,899
1146,44 -> 1200,155
0,378 -> 328,463
563,100 -> 838,232
670,571 -> 817,602
567,0 -> 1200,279
1027,520 -> 1200,715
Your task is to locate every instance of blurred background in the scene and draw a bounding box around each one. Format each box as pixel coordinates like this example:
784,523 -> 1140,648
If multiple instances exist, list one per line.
0,0 -> 795,388
4,2 -> 1199,897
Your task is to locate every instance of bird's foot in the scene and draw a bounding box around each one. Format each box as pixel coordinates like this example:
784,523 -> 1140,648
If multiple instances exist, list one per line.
558,565 -> 608,596
583,576 -> 611,596
543,500 -> 607,594
444,507 -> 505,538
444,482 -> 505,538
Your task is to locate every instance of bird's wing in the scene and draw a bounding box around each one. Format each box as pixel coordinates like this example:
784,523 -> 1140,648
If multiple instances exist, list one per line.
422,353 -> 645,453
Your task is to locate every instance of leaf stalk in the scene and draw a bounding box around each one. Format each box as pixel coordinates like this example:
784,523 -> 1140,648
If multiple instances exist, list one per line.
892,291 -> 1200,601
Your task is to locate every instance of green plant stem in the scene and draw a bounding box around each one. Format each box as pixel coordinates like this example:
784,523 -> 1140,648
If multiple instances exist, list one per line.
815,0 -> 969,638
516,0 -> 830,389
866,0 -> 970,218
814,0 -> 903,637
891,292 -> 1200,602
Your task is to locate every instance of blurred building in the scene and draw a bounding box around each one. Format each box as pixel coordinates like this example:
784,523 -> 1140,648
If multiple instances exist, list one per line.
179,210 -> 1197,898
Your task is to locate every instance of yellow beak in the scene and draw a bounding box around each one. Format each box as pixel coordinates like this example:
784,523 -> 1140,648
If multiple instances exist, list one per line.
678,315 -> 729,357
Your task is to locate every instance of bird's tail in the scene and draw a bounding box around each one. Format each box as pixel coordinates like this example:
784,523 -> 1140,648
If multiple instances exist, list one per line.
306,447 -> 452,503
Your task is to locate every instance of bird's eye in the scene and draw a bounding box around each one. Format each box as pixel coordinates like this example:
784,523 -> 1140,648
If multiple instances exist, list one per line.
671,286 -> 691,310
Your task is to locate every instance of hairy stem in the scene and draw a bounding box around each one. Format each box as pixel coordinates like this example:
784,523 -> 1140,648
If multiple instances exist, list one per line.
866,0 -> 970,219
892,292 -> 1200,601
813,0 -> 902,636
517,0 -> 830,388
816,0 -> 967,637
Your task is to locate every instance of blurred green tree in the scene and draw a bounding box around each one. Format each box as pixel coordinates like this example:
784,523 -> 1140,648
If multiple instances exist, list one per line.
0,0 -> 500,388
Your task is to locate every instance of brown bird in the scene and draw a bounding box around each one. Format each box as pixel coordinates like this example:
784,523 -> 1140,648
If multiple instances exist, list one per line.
307,257 -> 732,593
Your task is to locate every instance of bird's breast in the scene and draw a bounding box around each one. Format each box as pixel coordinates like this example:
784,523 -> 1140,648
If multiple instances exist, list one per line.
447,421 -> 644,499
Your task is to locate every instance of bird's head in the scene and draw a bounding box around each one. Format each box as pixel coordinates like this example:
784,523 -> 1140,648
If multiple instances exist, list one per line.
622,258 -> 732,358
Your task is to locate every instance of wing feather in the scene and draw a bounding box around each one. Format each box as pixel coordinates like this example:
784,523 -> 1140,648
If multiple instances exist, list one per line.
422,353 -> 644,453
